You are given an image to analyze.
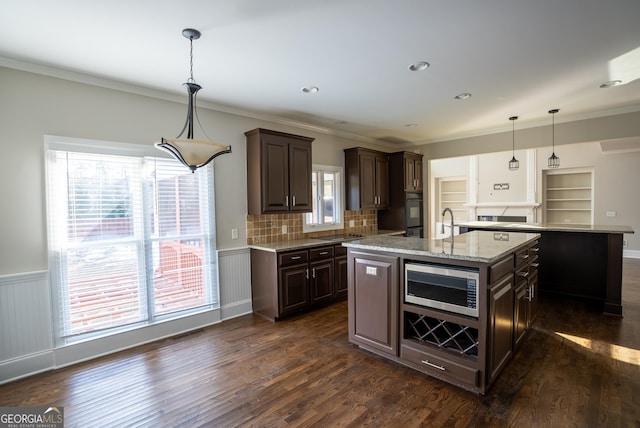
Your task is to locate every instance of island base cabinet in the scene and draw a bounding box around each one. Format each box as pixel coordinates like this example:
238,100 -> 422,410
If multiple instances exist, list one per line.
348,252 -> 399,357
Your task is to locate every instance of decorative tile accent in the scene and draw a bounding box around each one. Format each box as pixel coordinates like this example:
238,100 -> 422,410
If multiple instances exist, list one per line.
246,210 -> 378,245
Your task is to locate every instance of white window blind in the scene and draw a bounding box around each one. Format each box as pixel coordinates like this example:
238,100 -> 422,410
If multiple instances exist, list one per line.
46,141 -> 218,341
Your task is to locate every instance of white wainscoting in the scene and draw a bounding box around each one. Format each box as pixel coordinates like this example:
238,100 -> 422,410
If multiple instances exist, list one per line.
0,271 -> 55,382
218,247 -> 253,319
0,247 -> 253,384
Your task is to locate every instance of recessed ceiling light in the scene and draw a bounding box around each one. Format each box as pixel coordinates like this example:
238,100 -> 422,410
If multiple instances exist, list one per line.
301,86 -> 319,93
408,61 -> 430,71
335,120 -> 348,125
599,80 -> 622,88
404,123 -> 418,128
455,92 -> 472,100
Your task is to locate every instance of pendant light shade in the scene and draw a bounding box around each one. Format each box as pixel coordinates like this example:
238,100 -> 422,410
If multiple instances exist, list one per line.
508,116 -> 519,171
547,109 -> 560,168
155,28 -> 231,173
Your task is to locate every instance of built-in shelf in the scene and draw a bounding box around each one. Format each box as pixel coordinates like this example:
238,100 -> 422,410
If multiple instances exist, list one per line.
439,178 -> 468,223
543,169 -> 594,225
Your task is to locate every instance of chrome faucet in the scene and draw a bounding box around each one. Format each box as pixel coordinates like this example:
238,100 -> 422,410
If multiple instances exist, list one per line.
441,208 -> 454,237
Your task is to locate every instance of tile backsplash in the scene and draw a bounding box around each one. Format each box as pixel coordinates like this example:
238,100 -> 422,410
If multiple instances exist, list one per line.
247,210 -> 377,245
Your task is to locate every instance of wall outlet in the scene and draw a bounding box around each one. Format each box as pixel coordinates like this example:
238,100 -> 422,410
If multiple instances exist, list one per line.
606,211 -> 617,217
231,228 -> 239,239
363,219 -> 367,226
623,239 -> 628,248
282,225 -> 288,234
349,220 -> 355,227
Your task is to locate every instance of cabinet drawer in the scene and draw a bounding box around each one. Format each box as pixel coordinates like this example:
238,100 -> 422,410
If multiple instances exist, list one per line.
515,263 -> 530,282
529,255 -> 539,276
528,243 -> 540,259
489,255 -> 514,284
279,250 -> 308,266
309,246 -> 334,260
401,344 -> 479,387
334,245 -> 347,257
515,246 -> 530,268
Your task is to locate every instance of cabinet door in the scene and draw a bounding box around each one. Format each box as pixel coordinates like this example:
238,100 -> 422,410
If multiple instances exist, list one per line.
375,154 -> 389,209
403,155 -> 423,192
528,272 -> 538,325
358,152 -> 378,209
288,141 -> 312,212
334,256 -> 348,298
488,275 -> 514,383
310,259 -> 334,305
414,158 -> 423,191
348,252 -> 399,356
278,264 -> 309,315
261,137 -> 289,213
514,280 -> 529,348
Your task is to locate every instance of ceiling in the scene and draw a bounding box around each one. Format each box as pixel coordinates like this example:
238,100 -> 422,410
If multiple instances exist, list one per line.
2,0 -> 640,145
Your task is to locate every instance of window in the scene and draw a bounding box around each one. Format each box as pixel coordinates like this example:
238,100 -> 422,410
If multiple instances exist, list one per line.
304,165 -> 343,233
45,136 -> 218,343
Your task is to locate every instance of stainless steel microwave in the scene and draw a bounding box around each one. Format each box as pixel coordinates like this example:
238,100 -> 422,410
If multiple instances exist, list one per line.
405,262 -> 479,317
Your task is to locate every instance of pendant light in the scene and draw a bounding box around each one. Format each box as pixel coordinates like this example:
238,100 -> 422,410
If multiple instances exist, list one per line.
155,28 -> 231,173
547,109 -> 560,168
508,116 -> 519,171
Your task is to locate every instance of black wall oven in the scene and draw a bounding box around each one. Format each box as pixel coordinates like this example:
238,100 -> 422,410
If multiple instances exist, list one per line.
404,262 -> 479,317
405,192 -> 423,237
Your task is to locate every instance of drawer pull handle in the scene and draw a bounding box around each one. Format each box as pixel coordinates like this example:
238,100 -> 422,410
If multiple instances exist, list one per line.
518,271 -> 529,278
521,254 -> 529,259
531,262 -> 540,268
421,359 -> 446,371
291,256 -> 302,260
531,247 -> 540,252
319,251 -> 329,255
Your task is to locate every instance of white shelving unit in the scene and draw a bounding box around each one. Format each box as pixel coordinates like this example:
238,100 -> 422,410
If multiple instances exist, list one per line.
439,178 -> 468,223
543,169 -> 594,225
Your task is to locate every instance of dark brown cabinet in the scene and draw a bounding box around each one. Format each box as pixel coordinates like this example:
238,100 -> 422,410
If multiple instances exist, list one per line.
347,234 -> 539,394
403,152 -> 423,191
378,151 -> 424,235
279,263 -> 310,315
245,128 -> 314,214
344,147 -> 389,210
347,251 -> 399,356
309,246 -> 334,305
334,245 -> 348,298
250,244 -> 345,321
487,273 -> 514,383
514,241 -> 539,348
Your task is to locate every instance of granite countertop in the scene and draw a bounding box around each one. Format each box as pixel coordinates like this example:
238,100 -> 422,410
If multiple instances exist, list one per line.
342,230 -> 540,263
248,229 -> 405,252
458,221 -> 634,234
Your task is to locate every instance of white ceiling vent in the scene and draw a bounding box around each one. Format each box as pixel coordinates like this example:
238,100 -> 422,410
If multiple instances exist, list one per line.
599,137 -> 640,154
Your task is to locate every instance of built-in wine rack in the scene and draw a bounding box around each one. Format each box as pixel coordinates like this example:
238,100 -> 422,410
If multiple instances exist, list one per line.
404,312 -> 479,358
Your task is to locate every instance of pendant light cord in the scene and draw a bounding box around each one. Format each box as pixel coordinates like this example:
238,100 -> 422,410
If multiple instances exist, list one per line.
188,36 -> 195,84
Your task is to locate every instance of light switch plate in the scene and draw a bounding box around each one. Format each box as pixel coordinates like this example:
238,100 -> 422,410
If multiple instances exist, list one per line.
282,225 -> 288,234
231,228 -> 239,239
606,211 -> 617,217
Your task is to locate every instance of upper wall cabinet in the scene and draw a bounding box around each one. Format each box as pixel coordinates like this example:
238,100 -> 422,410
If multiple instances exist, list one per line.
344,147 -> 389,210
245,128 -> 314,215
402,152 -> 423,192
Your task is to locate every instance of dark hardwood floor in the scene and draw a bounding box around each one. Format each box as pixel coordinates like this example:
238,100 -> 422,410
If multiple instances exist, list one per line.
2,259 -> 639,427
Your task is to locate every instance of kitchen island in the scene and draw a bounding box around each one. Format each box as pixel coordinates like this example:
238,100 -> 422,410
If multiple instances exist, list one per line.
458,222 -> 634,316
343,231 -> 540,394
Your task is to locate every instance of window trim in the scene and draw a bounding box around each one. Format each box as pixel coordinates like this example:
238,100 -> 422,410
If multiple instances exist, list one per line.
303,164 -> 344,233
